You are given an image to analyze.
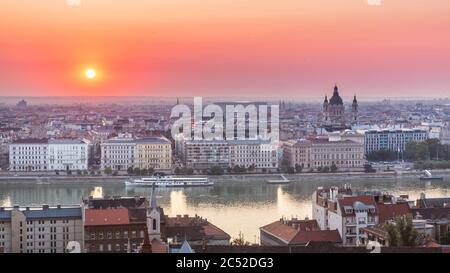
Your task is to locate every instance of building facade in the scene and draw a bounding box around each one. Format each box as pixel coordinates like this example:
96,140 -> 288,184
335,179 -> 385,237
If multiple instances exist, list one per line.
183,139 -> 278,171
101,136 -> 172,171
312,186 -> 380,246
135,137 -> 172,171
364,128 -> 428,155
48,139 -> 89,171
228,140 -> 278,171
9,139 -> 48,171
101,136 -> 135,171
283,138 -> 365,171
0,205 -> 83,253
184,140 -> 229,170
9,138 -> 89,172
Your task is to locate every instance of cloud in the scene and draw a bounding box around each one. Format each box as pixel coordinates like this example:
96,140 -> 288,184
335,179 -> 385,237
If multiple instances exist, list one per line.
66,0 -> 81,6
366,0 -> 381,6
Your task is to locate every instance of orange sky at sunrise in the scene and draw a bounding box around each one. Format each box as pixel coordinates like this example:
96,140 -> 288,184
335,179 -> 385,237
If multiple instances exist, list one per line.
0,0 -> 449,98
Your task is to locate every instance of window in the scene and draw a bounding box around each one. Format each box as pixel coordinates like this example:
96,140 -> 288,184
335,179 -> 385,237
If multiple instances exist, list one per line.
90,232 -> 95,240
152,219 -> 157,230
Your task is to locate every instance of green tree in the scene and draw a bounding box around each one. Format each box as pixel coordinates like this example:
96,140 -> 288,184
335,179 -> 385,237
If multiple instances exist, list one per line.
330,164 -> 338,173
231,232 -> 251,246
387,215 -> 418,247
104,167 -> 112,175
209,165 -> 224,175
295,164 -> 303,173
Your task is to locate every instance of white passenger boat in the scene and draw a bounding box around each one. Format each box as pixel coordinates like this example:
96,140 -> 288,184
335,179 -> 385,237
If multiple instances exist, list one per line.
267,174 -> 290,184
125,176 -> 213,187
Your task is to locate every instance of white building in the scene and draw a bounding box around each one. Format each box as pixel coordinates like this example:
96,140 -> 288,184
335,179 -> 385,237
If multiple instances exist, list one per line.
100,136 -> 135,171
48,139 -> 89,171
228,139 -> 278,171
312,186 -> 379,246
9,139 -> 49,172
9,138 -> 89,172
364,128 -> 428,155
0,205 -> 84,253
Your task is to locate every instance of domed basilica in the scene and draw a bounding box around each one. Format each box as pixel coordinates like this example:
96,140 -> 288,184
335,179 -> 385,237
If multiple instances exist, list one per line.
321,85 -> 358,132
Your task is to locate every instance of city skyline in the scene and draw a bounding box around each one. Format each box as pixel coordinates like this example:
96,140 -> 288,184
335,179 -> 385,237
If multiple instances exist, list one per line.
1,0 -> 449,98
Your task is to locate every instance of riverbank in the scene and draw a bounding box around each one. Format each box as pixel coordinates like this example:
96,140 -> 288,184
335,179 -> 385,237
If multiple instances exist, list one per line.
1,169 -> 450,183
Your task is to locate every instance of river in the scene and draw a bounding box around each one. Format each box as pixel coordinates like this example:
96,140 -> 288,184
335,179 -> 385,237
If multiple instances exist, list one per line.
1,175 -> 450,243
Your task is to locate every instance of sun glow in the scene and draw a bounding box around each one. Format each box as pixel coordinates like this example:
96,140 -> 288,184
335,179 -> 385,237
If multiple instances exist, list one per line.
85,68 -> 96,79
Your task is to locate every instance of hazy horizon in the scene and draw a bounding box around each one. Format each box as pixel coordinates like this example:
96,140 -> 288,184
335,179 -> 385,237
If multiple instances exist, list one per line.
1,1 -> 449,97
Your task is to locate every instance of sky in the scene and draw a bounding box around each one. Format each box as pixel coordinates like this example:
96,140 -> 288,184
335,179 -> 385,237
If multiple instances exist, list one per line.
0,0 -> 449,98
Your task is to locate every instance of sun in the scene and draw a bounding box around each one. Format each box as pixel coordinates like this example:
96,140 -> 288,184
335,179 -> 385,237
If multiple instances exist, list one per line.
85,68 -> 96,79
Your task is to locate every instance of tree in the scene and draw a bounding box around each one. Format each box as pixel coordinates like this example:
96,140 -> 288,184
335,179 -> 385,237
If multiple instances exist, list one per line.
247,164 -> 256,173
127,167 -> 134,175
209,165 -> 224,175
231,232 -> 251,246
295,164 -> 303,173
104,167 -> 112,175
330,164 -> 337,173
287,167 -> 295,174
386,215 -> 418,247
364,163 -> 376,173
366,149 -> 398,162
280,159 -> 290,173
76,170 -> 82,176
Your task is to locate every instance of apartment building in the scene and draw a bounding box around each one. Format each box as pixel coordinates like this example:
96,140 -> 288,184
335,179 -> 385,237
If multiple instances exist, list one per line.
184,140 -> 229,170
101,136 -> 172,171
183,139 -> 278,171
364,128 -> 428,155
228,139 -> 278,171
283,137 -> 364,171
0,205 -> 83,253
8,139 -> 48,171
100,136 -> 136,171
8,138 -> 90,172
135,137 -> 172,171
48,139 -> 89,171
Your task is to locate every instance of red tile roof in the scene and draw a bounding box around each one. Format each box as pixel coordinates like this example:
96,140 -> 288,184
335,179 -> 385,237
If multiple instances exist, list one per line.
378,203 -> 411,223
260,219 -> 342,245
291,230 -> 341,245
337,195 -> 377,216
260,221 -> 299,243
85,208 -> 130,226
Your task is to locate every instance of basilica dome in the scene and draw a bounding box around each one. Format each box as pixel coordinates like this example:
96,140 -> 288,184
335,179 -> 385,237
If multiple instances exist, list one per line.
329,85 -> 344,105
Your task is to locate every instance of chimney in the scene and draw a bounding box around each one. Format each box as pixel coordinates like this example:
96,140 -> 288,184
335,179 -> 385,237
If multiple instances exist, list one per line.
42,204 -> 49,210
57,205 -> 61,209
420,192 -> 426,200
26,207 -> 30,211
13,205 -> 20,210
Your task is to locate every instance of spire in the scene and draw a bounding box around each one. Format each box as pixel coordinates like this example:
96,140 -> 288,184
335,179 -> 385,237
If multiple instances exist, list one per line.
140,228 -> 153,253
324,95 -> 328,103
333,85 -> 339,95
353,95 -> 357,103
150,183 -> 157,209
